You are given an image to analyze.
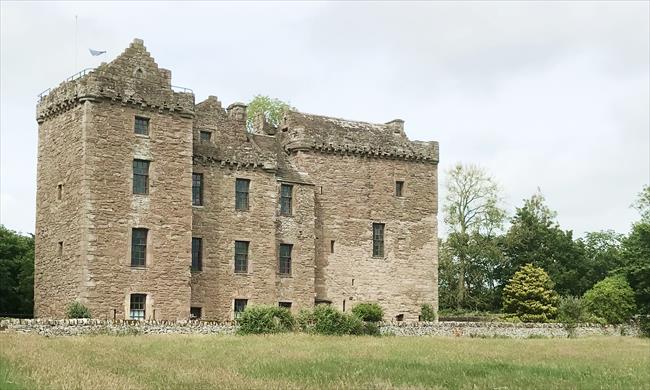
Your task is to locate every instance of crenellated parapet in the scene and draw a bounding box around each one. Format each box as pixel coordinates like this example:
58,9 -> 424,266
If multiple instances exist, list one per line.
282,111 -> 439,163
36,38 -> 194,124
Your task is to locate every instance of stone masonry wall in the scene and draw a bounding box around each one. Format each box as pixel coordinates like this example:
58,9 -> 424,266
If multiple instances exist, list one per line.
288,151 -> 438,321
1,319 -> 640,338
35,104 -> 88,318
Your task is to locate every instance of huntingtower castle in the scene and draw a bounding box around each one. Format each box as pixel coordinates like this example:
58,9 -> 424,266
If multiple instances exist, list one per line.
35,39 -> 439,321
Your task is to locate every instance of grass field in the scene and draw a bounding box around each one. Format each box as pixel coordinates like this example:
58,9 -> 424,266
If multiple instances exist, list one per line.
1,333 -> 648,389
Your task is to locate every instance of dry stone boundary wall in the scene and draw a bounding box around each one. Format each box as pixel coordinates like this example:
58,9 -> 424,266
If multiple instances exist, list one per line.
1,319 -> 640,338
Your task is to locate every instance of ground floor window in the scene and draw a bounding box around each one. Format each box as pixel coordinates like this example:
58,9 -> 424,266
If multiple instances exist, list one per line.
279,302 -> 292,309
234,299 -> 248,319
130,294 -> 146,320
190,307 -> 202,320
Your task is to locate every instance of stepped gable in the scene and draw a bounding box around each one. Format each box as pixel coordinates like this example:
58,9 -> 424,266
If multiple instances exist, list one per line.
37,38 -> 194,123
283,111 -> 439,162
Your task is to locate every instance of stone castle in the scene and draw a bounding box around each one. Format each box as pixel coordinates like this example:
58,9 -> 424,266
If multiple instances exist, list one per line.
34,39 -> 439,321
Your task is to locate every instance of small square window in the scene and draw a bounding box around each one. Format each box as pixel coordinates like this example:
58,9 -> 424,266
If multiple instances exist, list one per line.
279,302 -> 292,309
190,307 -> 202,319
396,181 -> 404,197
200,131 -> 211,142
234,299 -> 247,319
134,116 -> 149,135
130,294 -> 146,320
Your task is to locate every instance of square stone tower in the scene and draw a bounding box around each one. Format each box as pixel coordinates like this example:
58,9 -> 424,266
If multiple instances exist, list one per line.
35,39 -> 195,320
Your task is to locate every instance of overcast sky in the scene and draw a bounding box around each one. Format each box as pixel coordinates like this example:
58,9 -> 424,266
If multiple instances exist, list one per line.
1,1 -> 649,237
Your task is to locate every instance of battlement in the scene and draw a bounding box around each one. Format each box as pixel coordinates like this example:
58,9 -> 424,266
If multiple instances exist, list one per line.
36,38 -> 194,123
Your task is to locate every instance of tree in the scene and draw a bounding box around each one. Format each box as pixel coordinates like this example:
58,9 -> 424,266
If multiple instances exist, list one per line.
443,164 -> 506,309
577,230 -> 625,291
617,186 -> 650,314
582,276 -> 637,324
246,95 -> 294,132
0,225 -> 34,317
502,263 -> 559,322
499,191 -> 588,297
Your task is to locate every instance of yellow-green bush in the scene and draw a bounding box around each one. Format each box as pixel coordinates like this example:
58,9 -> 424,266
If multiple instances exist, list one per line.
502,264 -> 559,322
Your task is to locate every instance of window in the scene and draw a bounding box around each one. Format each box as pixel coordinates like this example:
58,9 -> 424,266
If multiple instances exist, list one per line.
396,181 -> 404,197
234,241 -> 249,273
192,173 -> 203,206
199,131 -> 211,142
57,184 -> 63,200
130,294 -> 146,320
330,240 -> 335,254
279,244 -> 292,275
133,159 -> 150,194
131,228 -> 148,267
395,314 -> 404,322
134,116 -> 149,135
279,302 -> 292,309
372,223 -> 385,257
58,241 -> 63,256
235,179 -> 250,210
234,299 -> 247,318
192,237 -> 202,272
280,184 -> 293,215
190,307 -> 202,319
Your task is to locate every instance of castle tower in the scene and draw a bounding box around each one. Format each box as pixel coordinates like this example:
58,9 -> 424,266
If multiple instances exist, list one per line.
35,39 -> 195,320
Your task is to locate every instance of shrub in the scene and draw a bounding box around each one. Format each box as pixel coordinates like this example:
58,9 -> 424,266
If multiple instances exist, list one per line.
557,296 -> 586,324
638,316 -> 650,338
237,305 -> 294,334
297,305 -> 365,335
66,301 -> 91,319
502,264 -> 559,323
351,303 -> 384,322
582,276 -> 637,324
420,304 -> 437,321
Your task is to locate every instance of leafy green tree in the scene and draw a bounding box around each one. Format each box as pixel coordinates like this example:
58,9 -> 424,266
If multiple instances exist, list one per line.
502,263 -> 559,322
443,164 -> 506,309
0,225 -> 34,317
582,276 -> 637,324
500,192 -> 588,297
246,95 -> 293,132
617,186 -> 650,314
577,230 -> 625,290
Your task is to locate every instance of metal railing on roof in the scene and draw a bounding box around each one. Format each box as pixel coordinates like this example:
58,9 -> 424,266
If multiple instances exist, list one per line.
37,67 -> 95,100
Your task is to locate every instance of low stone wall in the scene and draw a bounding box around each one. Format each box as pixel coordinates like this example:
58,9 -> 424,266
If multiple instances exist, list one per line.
0,318 -> 640,338
380,321 -> 641,338
0,319 -> 236,337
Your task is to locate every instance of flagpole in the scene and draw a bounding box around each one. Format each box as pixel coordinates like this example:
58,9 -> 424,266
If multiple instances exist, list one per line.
74,15 -> 78,71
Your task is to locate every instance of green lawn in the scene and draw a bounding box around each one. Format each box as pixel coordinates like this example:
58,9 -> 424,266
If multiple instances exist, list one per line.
1,333 -> 648,389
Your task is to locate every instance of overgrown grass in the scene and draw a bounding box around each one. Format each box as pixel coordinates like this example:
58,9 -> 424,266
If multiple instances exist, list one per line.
1,333 -> 648,389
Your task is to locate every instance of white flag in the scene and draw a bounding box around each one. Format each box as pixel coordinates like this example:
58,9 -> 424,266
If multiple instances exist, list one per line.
89,49 -> 106,56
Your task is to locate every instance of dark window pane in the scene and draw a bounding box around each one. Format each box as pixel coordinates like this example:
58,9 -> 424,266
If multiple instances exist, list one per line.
190,307 -> 202,319
199,131 -> 211,142
235,179 -> 250,210
234,241 -> 249,273
192,237 -> 202,271
234,299 -> 247,318
134,116 -> 149,135
192,173 -> 203,206
279,244 -> 292,275
279,302 -> 292,309
130,294 -> 146,320
131,228 -> 148,267
372,223 -> 384,257
133,160 -> 150,194
280,184 -> 293,215
396,181 -> 404,197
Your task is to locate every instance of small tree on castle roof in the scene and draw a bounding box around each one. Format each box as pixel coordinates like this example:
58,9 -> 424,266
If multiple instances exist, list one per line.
246,95 -> 294,133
